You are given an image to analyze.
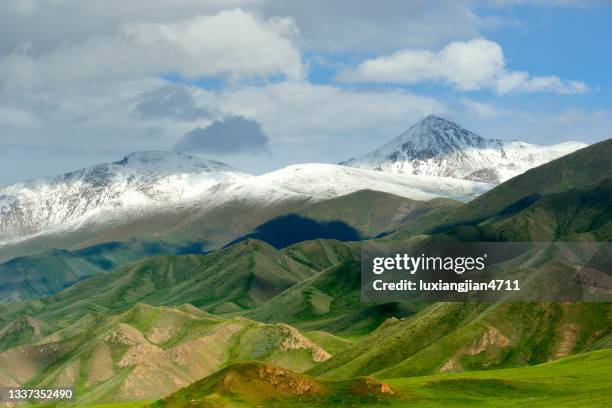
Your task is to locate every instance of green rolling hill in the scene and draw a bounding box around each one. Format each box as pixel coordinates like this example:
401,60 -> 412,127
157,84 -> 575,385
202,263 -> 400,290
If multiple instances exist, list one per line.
149,360 -> 397,408
0,239 -> 321,326
244,260 -> 426,335
0,238 -> 208,304
0,303 -> 338,405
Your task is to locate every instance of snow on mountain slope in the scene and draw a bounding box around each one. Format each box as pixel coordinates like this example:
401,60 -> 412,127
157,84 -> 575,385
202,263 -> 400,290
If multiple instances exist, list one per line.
247,164 -> 488,202
0,153 -> 490,247
342,115 -> 587,183
0,151 -> 250,244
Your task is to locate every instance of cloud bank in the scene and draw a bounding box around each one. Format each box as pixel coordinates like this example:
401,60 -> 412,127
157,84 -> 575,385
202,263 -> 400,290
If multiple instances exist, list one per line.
0,9 -> 303,89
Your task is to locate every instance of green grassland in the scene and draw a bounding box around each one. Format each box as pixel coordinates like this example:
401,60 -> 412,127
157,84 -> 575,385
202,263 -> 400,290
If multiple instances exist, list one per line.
24,349 -> 612,407
144,349 -> 612,407
387,348 -> 612,407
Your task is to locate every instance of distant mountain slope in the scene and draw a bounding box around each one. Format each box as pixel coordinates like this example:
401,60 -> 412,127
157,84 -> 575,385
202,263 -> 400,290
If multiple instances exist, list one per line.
342,115 -> 586,183
389,137 -> 612,240
229,190 -> 460,249
0,190 -> 460,303
0,250 -> 104,303
0,238 -> 207,303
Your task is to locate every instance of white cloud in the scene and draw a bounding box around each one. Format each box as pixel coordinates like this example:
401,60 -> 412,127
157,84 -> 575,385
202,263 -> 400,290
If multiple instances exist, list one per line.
338,39 -> 588,94
125,10 -> 302,82
0,9 -> 303,89
494,71 -> 588,94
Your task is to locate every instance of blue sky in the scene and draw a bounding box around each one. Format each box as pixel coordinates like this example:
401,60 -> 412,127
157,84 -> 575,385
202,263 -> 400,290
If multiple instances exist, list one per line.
484,3 -> 612,106
0,0 -> 610,185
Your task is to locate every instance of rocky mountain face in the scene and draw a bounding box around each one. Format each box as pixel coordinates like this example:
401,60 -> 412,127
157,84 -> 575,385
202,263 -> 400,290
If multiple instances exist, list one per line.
342,115 -> 586,184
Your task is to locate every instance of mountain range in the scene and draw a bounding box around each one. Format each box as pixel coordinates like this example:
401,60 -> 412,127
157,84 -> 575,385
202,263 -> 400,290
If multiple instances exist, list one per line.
0,150 -> 488,258
0,137 -> 609,406
0,116 -> 585,260
0,116 -> 589,303
0,117 -> 609,407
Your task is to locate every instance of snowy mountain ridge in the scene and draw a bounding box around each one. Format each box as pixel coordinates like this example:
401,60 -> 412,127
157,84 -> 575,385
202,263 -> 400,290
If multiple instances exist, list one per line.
342,115 -> 587,183
0,151 -> 250,243
0,152 -> 490,246
0,115 -> 589,248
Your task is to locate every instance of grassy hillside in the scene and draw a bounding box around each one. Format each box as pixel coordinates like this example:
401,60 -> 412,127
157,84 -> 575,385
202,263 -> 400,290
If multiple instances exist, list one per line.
291,190 -> 458,241
148,349 -> 612,408
0,239 -> 363,335
387,348 -> 612,407
0,239 -> 321,326
464,178 -> 612,242
297,143 -> 612,379
13,348 -> 612,407
308,301 -> 612,380
226,190 -> 459,249
245,260 -> 426,335
0,315 -> 51,352
390,138 -> 612,240
0,304 -> 337,405
150,361 -> 397,408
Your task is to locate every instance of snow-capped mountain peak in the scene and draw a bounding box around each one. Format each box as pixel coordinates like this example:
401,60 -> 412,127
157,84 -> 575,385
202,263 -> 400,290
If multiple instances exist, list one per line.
342,115 -> 587,183
0,152 -> 250,243
372,115 -> 492,160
